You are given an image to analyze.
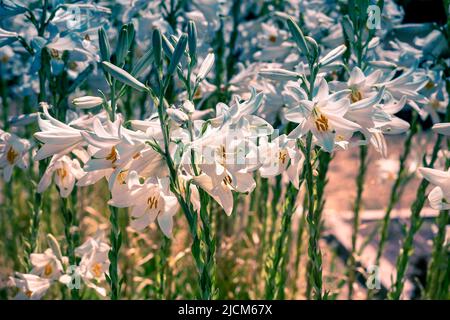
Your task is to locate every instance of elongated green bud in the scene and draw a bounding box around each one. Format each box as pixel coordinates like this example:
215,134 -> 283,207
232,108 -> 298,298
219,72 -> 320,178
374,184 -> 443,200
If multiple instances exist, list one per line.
152,29 -> 163,69
167,34 -> 188,75
286,17 -> 309,58
102,61 -> 147,92
115,26 -> 128,66
47,234 -> 63,262
188,20 -> 197,62
98,27 -> 111,61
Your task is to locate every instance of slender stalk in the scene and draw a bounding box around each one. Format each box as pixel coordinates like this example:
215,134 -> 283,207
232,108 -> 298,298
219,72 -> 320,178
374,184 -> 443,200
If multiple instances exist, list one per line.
264,183 -> 298,299
367,113 -> 418,299
388,134 -> 443,300
347,144 -> 368,299
302,132 -> 324,300
291,197 -> 307,298
61,196 -> 79,300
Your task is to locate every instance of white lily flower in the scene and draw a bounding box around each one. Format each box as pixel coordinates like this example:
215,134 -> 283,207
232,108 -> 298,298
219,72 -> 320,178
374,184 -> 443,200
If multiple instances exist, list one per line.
37,155 -> 85,197
418,167 -> 450,210
9,273 -> 52,300
432,122 -> 450,136
285,78 -> 361,152
0,130 -> 30,181
109,172 -> 179,237
34,104 -> 84,161
29,248 -> 66,280
72,96 -> 104,109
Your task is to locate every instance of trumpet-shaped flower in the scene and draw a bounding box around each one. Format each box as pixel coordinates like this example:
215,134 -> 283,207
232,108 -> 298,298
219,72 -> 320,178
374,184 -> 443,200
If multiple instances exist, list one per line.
37,155 -> 85,197
285,79 -> 361,152
109,172 -> 179,237
0,129 -> 30,181
418,167 -> 450,210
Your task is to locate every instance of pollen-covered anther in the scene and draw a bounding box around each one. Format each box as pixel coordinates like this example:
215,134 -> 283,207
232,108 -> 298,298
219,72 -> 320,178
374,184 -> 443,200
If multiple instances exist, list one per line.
223,175 -> 232,186
278,150 -> 287,164
106,146 -> 118,164
314,114 -> 330,132
350,89 -> 363,103
44,263 -> 53,277
56,168 -> 68,180
147,196 -> 158,209
6,146 -> 19,165
91,263 -> 103,278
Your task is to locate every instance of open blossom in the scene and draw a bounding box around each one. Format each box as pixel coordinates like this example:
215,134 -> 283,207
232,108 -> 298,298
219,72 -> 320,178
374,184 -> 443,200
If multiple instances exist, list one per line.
37,155 -> 85,197
59,236 -> 110,297
432,122 -> 450,136
258,134 -> 304,188
109,172 -> 179,237
29,248 -> 66,280
418,167 -> 450,210
34,104 -> 84,161
9,273 -> 52,300
284,78 -> 361,152
0,129 -> 30,181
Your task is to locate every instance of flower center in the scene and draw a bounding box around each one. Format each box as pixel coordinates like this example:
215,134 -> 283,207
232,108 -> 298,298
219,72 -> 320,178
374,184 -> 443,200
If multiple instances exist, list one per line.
278,150 -> 288,164
44,263 -> 53,277
350,89 -> 363,103
56,168 -> 68,180
91,263 -> 103,278
25,290 -> 33,298
106,146 -> 118,165
430,99 -> 441,110
6,146 -> 18,165
425,80 -> 435,90
269,35 -> 277,43
223,175 -> 232,186
147,195 -> 159,209
314,113 -> 330,132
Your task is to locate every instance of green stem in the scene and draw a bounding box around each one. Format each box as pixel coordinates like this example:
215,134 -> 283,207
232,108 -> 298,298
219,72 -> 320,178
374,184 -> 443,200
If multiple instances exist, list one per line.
348,144 -> 368,299
264,184 -> 297,299
108,205 -> 121,300
388,134 -> 443,300
368,113 -> 418,299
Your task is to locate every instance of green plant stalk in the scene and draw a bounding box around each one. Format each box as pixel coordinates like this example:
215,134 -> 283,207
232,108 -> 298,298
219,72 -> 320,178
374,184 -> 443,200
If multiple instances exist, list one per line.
268,175 -> 282,251
264,183 -> 298,299
347,144 -> 368,299
303,132 -> 324,300
367,113 -> 418,299
157,235 -> 171,299
108,205 -> 121,300
388,134 -> 443,300
291,194 -> 307,298
425,208 -> 449,299
425,80 -> 450,299
61,195 -> 79,300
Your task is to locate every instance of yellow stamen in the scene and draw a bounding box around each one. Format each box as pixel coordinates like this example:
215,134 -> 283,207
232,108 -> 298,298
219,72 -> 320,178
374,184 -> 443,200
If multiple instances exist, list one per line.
56,168 -> 68,180
350,89 -> 363,103
91,263 -> 103,278
147,196 -> 158,209
6,146 -> 19,165
278,150 -> 287,164
106,146 -> 118,164
44,263 -> 53,277
314,113 -> 330,132
425,81 -> 435,90
223,175 -> 232,186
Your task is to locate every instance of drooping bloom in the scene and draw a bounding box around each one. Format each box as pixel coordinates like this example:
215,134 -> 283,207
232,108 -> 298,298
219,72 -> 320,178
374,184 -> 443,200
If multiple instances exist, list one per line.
285,78 -> 361,152
0,129 -> 30,181
418,167 -> 450,210
37,155 -> 85,197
